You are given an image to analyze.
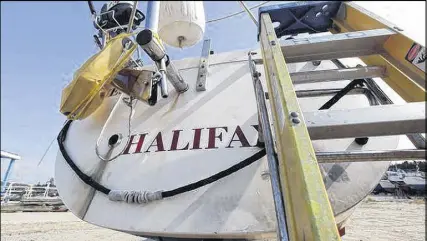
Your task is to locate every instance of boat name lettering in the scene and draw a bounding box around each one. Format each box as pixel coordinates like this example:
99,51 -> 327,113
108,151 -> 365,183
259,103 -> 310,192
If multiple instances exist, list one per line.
122,125 -> 260,154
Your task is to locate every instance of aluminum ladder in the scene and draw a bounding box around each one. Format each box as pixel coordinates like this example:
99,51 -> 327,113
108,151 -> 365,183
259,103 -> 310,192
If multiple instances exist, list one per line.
248,1 -> 426,240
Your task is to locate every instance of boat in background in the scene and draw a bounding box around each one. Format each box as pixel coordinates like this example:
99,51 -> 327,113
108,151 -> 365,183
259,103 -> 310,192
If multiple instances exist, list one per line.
1,179 -> 67,213
374,167 -> 426,196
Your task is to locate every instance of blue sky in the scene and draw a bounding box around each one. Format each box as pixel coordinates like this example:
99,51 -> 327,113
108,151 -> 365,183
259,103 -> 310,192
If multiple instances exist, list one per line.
1,1 -> 425,184
1,1 -> 283,184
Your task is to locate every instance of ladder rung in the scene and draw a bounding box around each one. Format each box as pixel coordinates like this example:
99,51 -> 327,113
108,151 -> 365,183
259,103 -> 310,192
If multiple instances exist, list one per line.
296,88 -> 368,98
316,149 -> 426,163
282,28 -> 395,63
254,28 -> 396,64
305,102 -> 426,140
290,66 -> 386,84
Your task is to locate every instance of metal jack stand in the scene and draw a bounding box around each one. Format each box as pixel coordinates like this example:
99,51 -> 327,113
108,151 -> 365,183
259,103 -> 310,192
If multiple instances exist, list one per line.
1,151 -> 21,195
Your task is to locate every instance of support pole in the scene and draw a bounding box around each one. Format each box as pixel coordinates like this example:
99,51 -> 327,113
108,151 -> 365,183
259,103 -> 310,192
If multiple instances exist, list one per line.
127,1 -> 139,33
145,1 -> 160,31
1,159 -> 15,194
248,52 -> 289,241
145,1 -> 167,98
141,1 -> 188,97
238,1 -> 258,27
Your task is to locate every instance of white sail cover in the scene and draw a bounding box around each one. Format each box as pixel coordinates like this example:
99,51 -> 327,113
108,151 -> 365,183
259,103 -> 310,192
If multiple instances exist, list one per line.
158,1 -> 205,48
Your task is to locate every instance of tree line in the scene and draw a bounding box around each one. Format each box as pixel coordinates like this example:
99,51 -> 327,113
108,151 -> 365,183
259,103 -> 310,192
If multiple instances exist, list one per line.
389,161 -> 426,172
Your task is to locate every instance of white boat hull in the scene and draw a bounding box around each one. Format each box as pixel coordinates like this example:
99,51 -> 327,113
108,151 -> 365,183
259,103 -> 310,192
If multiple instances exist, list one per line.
55,49 -> 396,239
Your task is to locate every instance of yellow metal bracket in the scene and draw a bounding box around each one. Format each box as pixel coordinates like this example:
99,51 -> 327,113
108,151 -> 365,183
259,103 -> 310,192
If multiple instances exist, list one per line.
259,13 -> 341,241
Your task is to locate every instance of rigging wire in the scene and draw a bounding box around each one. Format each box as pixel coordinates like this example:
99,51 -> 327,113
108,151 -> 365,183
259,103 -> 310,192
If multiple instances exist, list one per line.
206,1 -> 270,23
37,138 -> 56,167
238,1 -> 259,27
37,120 -> 69,167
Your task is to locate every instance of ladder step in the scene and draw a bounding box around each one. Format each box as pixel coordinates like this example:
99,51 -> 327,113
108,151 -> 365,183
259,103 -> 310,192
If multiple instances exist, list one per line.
280,28 -> 395,63
305,102 -> 426,140
316,149 -> 426,163
296,88 -> 368,98
253,28 -> 396,64
290,66 -> 386,84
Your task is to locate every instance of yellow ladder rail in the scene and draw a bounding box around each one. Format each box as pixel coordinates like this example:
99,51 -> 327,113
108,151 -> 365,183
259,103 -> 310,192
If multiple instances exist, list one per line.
259,13 -> 341,241
331,2 -> 426,102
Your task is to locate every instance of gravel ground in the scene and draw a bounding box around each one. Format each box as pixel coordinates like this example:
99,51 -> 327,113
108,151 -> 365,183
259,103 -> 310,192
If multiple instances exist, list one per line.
1,196 -> 425,241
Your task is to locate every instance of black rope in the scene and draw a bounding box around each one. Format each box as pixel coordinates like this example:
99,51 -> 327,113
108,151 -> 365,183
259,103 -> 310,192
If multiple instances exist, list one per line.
162,149 -> 266,198
318,79 -> 366,110
317,78 -> 371,145
57,120 -> 266,199
57,120 -> 111,195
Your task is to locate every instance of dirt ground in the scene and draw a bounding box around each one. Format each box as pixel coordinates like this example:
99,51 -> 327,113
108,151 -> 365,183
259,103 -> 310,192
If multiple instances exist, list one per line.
341,196 -> 425,241
1,196 -> 425,241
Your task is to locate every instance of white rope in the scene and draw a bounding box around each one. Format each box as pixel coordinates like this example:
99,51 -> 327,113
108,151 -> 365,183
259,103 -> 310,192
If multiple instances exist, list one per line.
206,1 -> 270,23
108,190 -> 163,204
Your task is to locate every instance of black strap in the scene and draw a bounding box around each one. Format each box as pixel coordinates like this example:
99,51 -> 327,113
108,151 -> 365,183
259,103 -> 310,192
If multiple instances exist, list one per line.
57,120 -> 266,199
319,79 -> 365,110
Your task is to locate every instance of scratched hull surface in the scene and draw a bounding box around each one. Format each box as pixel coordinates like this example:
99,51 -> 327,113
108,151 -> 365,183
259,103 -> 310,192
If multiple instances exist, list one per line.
55,50 -> 397,239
